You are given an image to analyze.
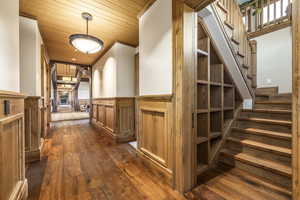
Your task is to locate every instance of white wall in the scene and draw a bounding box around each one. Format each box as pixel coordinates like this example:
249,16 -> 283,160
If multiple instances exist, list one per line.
78,81 -> 90,99
92,43 -> 135,98
92,46 -> 117,97
116,43 -> 136,97
139,0 -> 173,95
0,0 -> 20,92
19,16 -> 43,96
254,27 -> 292,93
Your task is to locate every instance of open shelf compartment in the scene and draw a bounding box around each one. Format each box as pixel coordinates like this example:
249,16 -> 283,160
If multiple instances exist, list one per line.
197,84 -> 209,110
210,85 -> 222,110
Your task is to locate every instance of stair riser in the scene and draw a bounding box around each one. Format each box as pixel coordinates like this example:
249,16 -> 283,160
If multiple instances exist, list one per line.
256,87 -> 278,96
224,26 -> 233,40
237,56 -> 244,66
254,103 -> 291,110
216,7 -> 227,22
269,95 -> 291,102
225,140 -> 291,166
240,111 -> 291,121
231,131 -> 291,149
231,41 -> 239,52
235,120 -> 291,134
219,155 -> 291,190
255,96 -> 270,101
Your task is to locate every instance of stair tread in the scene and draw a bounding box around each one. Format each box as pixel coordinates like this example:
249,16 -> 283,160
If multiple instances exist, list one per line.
242,108 -> 291,114
232,127 -> 292,140
221,149 -> 292,177
255,93 -> 270,97
216,1 -> 228,13
247,74 -> 252,79
187,164 -> 291,200
231,37 -> 240,45
227,137 -> 291,156
242,64 -> 249,69
217,164 -> 292,198
237,51 -> 245,57
238,117 -> 292,126
224,20 -> 234,30
255,101 -> 291,104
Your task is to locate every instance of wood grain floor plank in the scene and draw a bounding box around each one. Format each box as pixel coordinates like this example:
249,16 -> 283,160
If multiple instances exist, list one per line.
27,120 -> 232,200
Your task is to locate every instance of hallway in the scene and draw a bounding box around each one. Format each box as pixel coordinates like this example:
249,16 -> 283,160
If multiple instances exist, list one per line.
26,120 -> 186,200
51,112 -> 90,122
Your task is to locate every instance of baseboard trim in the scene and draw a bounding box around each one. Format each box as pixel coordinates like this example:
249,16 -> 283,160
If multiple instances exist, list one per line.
91,120 -> 135,143
136,149 -> 173,186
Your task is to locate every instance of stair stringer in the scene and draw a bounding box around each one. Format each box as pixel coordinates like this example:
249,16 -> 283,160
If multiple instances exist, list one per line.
198,6 -> 252,108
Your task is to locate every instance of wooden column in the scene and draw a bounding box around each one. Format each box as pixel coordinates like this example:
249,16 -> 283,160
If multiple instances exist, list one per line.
74,67 -> 83,112
51,62 -> 58,112
89,66 -> 93,120
292,0 -> 300,198
25,96 -> 42,163
0,91 -> 28,200
173,0 -> 196,192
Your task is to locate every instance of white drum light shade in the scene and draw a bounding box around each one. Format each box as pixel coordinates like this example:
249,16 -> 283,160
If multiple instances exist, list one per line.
69,12 -> 104,54
69,34 -> 104,54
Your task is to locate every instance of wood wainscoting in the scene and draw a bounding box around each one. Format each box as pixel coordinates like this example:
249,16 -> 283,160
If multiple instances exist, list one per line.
25,96 -> 43,163
91,97 -> 135,142
0,91 -> 28,200
136,95 -> 174,186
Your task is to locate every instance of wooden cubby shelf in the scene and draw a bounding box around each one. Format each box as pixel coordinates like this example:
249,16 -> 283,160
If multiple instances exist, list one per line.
223,83 -> 234,87
197,142 -> 209,166
197,109 -> 209,113
197,84 -> 209,110
194,20 -> 237,181
224,87 -> 235,108
210,85 -> 222,110
197,113 -> 209,138
210,132 -> 222,139
197,49 -> 208,56
224,107 -> 234,111
197,164 -> 209,175
196,137 -> 209,144
197,80 -> 209,84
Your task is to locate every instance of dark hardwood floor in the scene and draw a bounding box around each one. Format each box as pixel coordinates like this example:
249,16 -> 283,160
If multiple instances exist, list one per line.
26,120 -> 233,200
26,120 -> 185,200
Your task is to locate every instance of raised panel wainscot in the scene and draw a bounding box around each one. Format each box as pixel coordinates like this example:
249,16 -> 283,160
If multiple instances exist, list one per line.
0,91 -> 28,200
91,98 -> 135,143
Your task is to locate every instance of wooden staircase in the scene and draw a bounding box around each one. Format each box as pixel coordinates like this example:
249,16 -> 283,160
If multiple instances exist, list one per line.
218,88 -> 292,199
212,0 -> 257,95
186,88 -> 292,199
187,0 -> 293,198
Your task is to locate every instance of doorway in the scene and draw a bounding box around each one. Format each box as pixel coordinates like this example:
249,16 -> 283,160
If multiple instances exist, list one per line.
51,62 -> 91,122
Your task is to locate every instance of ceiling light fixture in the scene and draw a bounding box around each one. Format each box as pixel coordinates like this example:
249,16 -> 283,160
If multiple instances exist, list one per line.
69,12 -> 104,54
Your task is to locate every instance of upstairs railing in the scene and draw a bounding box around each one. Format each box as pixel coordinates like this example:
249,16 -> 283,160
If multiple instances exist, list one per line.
241,0 -> 292,38
213,0 -> 257,96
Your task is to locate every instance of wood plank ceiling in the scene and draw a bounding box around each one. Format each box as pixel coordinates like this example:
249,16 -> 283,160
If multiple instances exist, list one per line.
56,64 -> 77,77
20,0 -> 148,65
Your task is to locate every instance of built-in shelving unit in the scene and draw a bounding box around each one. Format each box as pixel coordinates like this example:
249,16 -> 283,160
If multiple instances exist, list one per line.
194,22 -> 236,181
